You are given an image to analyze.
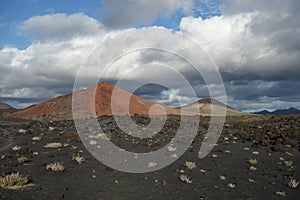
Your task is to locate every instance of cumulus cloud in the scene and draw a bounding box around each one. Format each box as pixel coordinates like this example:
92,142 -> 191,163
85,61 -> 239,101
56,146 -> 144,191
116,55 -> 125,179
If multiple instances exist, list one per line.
19,13 -> 106,41
179,0 -> 300,110
0,13 -> 110,105
100,0 -> 194,28
180,13 -> 300,81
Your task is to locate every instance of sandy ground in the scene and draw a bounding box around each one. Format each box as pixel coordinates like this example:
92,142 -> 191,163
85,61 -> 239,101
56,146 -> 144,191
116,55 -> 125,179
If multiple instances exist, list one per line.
0,115 -> 300,200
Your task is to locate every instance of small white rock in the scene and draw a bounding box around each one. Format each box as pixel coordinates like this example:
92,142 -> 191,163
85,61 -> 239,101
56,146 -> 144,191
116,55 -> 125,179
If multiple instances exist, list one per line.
248,178 -> 255,183
219,175 -> 226,181
224,150 -> 231,154
275,191 -> 286,197
18,129 -> 27,134
148,162 -> 158,168
167,146 -> 177,152
89,140 -> 97,145
32,136 -> 42,141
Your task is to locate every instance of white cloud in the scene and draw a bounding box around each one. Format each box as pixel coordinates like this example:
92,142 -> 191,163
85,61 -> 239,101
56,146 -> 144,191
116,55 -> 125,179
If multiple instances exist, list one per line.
20,13 -> 106,41
100,0 -> 194,28
157,89 -> 193,107
179,5 -> 300,80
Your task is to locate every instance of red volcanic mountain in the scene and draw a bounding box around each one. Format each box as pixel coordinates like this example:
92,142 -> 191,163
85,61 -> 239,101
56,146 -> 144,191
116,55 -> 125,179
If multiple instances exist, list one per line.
11,82 -> 185,121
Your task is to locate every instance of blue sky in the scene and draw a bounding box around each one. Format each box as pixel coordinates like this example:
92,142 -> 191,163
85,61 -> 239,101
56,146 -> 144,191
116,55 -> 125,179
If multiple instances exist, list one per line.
0,0 -> 221,48
0,0 -> 299,112
0,0 -> 104,48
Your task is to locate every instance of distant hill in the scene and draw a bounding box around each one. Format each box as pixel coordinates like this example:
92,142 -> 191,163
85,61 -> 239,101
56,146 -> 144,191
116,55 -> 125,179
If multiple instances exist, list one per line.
254,107 -> 300,115
0,102 -> 17,118
0,102 -> 13,110
180,98 -> 247,116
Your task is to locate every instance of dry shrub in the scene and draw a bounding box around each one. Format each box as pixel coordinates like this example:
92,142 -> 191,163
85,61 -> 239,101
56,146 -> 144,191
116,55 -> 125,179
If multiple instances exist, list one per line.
46,162 -> 65,172
44,142 -> 62,149
0,172 -> 33,190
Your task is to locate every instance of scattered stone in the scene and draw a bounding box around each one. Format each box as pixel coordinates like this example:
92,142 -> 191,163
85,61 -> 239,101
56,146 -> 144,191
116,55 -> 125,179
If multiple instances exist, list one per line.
167,145 -> 176,152
278,144 -> 297,155
59,131 -> 80,139
12,145 -> 21,151
18,129 -> 27,134
248,159 -> 258,165
89,140 -> 97,145
148,162 -> 158,168
227,183 -> 236,189
32,136 -> 42,141
219,175 -> 226,181
48,126 -> 55,131
279,157 -> 285,161
224,150 -> 231,154
248,178 -> 255,183
275,191 -> 286,197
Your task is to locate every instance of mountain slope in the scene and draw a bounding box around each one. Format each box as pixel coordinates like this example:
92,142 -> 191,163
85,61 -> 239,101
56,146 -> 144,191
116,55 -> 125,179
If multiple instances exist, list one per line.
0,102 -> 13,110
0,102 -> 17,118
11,82 -> 188,121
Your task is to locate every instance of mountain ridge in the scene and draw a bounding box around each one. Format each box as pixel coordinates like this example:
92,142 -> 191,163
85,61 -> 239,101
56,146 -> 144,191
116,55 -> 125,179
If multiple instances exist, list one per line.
11,82 -> 189,121
254,107 -> 300,115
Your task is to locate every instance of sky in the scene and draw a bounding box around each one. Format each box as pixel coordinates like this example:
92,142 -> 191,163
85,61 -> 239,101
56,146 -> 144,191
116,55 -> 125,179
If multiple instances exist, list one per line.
0,0 -> 299,112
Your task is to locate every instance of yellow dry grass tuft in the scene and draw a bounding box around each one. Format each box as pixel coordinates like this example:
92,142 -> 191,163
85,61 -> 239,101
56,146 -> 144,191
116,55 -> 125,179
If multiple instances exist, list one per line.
288,179 -> 299,189
72,154 -> 85,164
184,161 -> 197,170
248,159 -> 258,165
43,142 -> 62,149
46,162 -> 65,172
17,156 -> 28,164
179,174 -> 192,184
0,172 -> 33,190
284,160 -> 293,167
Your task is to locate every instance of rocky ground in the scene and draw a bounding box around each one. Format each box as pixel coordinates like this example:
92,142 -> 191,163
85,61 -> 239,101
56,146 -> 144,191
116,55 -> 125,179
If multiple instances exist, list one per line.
0,115 -> 300,200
